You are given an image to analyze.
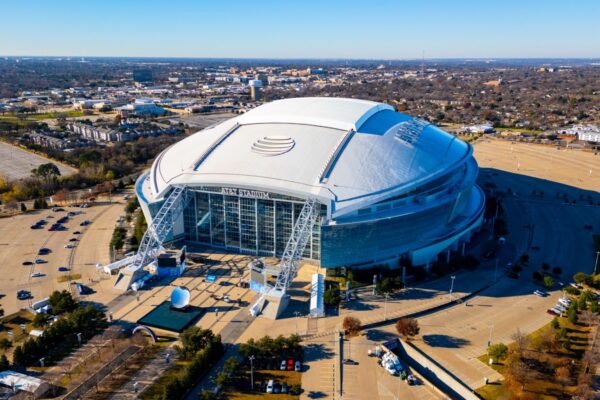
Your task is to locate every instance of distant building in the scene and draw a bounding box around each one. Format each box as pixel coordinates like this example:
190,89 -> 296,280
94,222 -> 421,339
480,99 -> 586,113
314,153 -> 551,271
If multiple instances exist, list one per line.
462,123 -> 495,134
249,79 -> 262,101
116,101 -> 166,117
559,124 -> 600,142
133,68 -> 153,84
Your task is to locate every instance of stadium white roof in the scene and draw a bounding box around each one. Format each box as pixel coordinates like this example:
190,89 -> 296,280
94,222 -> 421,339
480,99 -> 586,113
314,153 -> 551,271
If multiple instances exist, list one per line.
143,97 -> 471,216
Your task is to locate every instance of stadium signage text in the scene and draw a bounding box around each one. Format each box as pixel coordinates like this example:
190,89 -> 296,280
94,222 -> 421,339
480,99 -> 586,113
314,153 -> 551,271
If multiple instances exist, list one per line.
221,187 -> 270,199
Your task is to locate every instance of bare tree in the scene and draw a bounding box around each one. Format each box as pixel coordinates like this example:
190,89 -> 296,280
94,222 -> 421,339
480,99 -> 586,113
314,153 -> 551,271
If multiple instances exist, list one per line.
395,318 -> 420,339
342,316 -> 361,335
511,328 -> 529,358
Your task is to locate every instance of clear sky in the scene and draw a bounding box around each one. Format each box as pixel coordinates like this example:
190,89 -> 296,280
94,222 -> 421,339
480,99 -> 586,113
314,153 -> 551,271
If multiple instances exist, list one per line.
1,0 -> 599,59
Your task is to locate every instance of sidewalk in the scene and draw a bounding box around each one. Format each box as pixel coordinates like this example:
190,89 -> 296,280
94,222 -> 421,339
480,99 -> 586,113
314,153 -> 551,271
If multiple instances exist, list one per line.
109,345 -> 177,400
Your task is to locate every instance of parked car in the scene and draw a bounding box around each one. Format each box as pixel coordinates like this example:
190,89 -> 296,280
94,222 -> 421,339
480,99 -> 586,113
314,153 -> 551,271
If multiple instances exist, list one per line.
343,359 -> 359,365
533,290 -> 547,297
266,380 -> 274,393
73,231 -> 81,235
31,272 -> 44,278
273,383 -> 281,394
558,298 -> 572,306
17,290 -> 31,300
294,360 -> 302,372
80,220 -> 91,226
64,244 -> 75,249
69,238 -> 78,242
280,360 -> 287,371
35,259 -> 47,264
30,224 -> 42,229
58,266 -> 69,272
287,359 -> 294,371
22,261 -> 33,266
281,383 -> 289,394
38,248 -> 51,255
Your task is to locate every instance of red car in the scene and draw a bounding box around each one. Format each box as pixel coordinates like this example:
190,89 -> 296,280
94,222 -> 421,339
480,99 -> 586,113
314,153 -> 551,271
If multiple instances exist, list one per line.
287,359 -> 294,371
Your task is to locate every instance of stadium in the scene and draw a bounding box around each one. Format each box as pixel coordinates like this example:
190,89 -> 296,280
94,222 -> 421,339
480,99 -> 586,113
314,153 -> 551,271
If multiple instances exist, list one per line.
135,97 -> 485,272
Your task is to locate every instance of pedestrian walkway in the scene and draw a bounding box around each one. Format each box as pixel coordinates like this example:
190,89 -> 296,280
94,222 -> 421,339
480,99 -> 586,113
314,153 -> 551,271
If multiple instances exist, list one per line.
184,302 -> 256,399
109,345 -> 176,400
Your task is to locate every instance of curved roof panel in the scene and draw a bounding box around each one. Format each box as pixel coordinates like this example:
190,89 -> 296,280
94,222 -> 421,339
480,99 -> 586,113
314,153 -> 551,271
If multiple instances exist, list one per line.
147,98 -> 472,215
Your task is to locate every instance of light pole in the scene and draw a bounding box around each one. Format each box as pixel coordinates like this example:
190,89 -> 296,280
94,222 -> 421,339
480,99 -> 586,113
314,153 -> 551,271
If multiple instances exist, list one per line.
449,275 -> 456,300
249,355 -> 255,391
294,311 -> 301,335
594,251 -> 600,275
487,323 -> 494,347
384,293 -> 389,321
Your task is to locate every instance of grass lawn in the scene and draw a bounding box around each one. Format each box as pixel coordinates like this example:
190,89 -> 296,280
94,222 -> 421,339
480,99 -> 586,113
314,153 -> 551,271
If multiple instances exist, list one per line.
224,369 -> 301,399
475,317 -> 592,400
57,273 -> 82,283
0,310 -> 36,359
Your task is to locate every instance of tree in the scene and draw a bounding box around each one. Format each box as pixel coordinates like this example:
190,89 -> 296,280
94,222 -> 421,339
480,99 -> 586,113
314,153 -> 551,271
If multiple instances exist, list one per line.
48,290 -> 76,314
511,329 -> 529,358
395,317 -> 420,339
573,272 -> 591,285
543,275 -> 555,288
0,338 -> 11,351
32,163 -> 60,179
551,317 -> 559,330
0,355 -> 8,372
33,313 -> 51,328
568,306 -> 578,324
323,287 -> 341,306
487,343 -> 508,363
342,316 -> 361,335
12,346 -> 25,366
175,327 -> 216,360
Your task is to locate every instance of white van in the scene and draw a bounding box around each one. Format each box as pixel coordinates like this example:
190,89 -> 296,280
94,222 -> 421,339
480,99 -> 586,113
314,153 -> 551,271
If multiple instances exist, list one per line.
266,379 -> 274,393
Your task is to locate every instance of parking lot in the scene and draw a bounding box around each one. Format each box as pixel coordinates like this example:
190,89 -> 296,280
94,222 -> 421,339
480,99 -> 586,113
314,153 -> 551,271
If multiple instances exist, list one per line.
0,141 -> 76,180
0,199 -> 124,315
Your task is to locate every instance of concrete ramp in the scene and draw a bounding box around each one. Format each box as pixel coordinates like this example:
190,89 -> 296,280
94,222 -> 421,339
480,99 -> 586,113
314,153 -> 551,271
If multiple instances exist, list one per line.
114,265 -> 146,292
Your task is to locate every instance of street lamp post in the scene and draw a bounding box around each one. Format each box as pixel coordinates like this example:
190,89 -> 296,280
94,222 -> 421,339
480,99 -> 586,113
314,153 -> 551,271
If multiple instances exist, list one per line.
449,275 -> 456,300
293,311 -> 301,335
487,323 -> 494,347
249,355 -> 255,391
384,293 -> 389,321
594,251 -> 600,275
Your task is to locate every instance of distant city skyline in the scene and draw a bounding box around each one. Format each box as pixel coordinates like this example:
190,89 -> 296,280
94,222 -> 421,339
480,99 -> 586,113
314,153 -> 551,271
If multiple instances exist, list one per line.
1,0 -> 599,59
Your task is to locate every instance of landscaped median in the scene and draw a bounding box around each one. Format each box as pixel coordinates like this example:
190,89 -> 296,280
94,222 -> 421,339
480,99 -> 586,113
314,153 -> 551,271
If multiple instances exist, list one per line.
140,327 -> 224,400
476,297 -> 598,400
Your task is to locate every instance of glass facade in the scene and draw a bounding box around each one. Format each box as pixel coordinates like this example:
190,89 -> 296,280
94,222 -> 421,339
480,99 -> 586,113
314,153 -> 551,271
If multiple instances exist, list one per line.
183,187 -> 324,260
320,201 -> 455,267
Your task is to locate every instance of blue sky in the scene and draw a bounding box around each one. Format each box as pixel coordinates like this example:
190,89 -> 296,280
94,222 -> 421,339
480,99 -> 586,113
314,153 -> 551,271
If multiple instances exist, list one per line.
1,0 -> 599,58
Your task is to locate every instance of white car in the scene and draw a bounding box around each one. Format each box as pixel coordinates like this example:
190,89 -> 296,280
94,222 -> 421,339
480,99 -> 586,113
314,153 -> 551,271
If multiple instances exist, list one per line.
64,244 -> 75,249
280,360 -> 287,370
31,272 -> 44,278
558,298 -> 572,307
533,290 -> 546,297
266,379 -> 274,393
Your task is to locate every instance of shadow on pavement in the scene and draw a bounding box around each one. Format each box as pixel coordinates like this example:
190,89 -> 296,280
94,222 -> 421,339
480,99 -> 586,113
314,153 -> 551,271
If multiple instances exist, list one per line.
366,328 -> 397,342
422,334 -> 471,348
304,343 -> 335,362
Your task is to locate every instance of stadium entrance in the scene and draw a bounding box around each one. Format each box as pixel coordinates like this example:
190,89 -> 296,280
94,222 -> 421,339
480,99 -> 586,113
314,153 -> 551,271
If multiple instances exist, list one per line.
182,186 -> 324,260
